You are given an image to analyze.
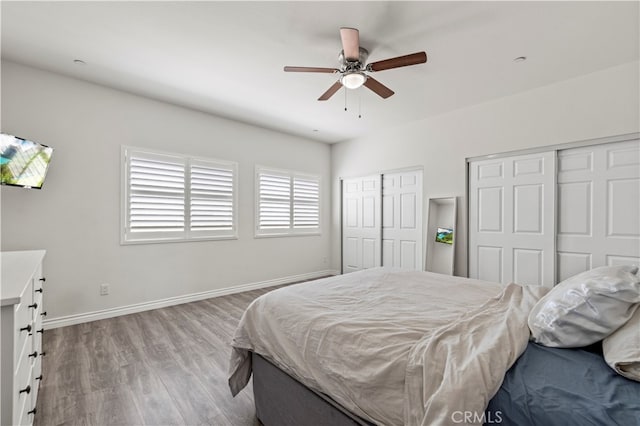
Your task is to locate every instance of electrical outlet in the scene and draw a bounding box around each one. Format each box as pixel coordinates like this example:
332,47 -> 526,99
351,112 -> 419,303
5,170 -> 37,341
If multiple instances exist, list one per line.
100,283 -> 110,296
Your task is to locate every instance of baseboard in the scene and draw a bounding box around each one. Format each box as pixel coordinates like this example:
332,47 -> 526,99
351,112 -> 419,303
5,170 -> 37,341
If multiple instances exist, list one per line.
43,269 -> 340,329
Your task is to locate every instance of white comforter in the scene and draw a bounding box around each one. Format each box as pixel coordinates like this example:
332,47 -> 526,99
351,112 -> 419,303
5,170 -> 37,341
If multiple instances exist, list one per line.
229,268 -> 548,426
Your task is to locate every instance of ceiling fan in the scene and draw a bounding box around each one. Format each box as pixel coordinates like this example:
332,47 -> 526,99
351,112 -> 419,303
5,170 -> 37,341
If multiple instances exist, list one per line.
284,27 -> 427,101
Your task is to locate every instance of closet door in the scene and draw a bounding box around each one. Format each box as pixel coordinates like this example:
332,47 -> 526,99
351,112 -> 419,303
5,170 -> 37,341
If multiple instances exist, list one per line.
381,170 -> 423,270
469,152 -> 556,286
557,139 -> 640,280
342,175 -> 382,273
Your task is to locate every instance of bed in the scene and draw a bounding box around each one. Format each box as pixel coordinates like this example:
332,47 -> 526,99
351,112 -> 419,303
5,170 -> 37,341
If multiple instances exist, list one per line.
228,267 -> 640,425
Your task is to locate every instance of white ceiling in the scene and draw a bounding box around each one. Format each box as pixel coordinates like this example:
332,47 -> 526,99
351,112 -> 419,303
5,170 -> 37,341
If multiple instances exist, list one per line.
2,1 -> 638,144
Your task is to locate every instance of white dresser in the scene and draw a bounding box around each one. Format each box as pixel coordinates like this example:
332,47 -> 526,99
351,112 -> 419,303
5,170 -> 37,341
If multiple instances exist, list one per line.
1,250 -> 46,426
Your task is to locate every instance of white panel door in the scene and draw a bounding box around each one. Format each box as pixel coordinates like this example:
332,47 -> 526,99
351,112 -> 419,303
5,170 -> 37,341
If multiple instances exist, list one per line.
342,175 -> 382,273
382,170 -> 423,270
469,152 -> 556,286
557,139 -> 640,281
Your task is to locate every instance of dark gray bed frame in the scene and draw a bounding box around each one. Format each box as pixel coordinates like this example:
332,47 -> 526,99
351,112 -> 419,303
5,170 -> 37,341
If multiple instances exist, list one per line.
252,352 -> 374,426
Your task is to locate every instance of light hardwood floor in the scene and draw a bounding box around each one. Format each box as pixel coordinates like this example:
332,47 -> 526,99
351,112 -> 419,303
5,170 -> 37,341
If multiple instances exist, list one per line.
34,286 -> 282,426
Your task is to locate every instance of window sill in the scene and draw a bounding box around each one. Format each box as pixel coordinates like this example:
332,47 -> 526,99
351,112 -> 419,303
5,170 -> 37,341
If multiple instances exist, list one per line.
254,231 -> 321,239
120,234 -> 239,246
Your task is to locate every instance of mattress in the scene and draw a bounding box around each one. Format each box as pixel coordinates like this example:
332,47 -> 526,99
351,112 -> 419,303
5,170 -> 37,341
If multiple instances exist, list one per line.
229,267 -> 549,426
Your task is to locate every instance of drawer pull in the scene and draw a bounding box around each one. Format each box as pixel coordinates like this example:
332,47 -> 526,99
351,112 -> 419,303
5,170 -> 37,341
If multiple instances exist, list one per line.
39,277 -> 46,282
36,375 -> 43,381
28,303 -> 38,309
40,351 -> 47,357
37,328 -> 44,334
20,324 -> 32,333
19,385 -> 31,395
41,311 -> 47,317
28,351 -> 38,358
35,288 -> 43,293
28,408 -> 37,415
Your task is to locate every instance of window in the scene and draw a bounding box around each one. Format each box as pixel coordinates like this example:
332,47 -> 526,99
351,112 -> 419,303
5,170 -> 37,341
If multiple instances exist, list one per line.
122,146 -> 237,244
256,166 -> 320,236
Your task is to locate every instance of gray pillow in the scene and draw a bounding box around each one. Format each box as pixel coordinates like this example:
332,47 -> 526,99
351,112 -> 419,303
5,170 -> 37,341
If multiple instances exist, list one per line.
528,265 -> 640,347
603,304 -> 640,381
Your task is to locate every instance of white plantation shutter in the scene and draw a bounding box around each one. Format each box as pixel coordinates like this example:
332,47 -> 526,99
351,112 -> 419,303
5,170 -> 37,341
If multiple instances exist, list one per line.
256,167 -> 320,236
122,147 -> 237,243
127,151 -> 186,240
293,176 -> 320,229
258,172 -> 291,230
190,159 -> 237,238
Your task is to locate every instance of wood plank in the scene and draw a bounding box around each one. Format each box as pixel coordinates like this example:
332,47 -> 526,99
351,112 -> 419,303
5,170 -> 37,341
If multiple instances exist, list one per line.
33,280 -> 311,426
83,386 -> 145,425
154,362 -> 230,425
124,361 -> 186,425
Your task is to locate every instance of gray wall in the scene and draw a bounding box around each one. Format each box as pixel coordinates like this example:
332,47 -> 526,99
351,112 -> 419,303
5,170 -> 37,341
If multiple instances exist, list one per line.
1,61 -> 332,319
331,61 -> 640,276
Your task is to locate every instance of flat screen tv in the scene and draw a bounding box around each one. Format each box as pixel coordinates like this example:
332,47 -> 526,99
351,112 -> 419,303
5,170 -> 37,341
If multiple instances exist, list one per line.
1,133 -> 53,189
435,227 -> 453,245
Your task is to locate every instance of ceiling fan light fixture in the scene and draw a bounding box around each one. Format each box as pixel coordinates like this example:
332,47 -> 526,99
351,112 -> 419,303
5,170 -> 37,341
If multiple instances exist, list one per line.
341,72 -> 366,89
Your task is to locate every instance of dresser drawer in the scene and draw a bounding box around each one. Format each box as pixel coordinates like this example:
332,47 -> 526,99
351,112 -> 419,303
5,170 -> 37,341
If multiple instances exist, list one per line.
34,288 -> 45,335
14,299 -> 32,366
16,370 -> 34,426
16,390 -> 30,426
32,264 -> 44,307
33,329 -> 43,389
13,351 -> 32,423
31,354 -> 43,408
33,325 -> 42,355
34,306 -> 43,350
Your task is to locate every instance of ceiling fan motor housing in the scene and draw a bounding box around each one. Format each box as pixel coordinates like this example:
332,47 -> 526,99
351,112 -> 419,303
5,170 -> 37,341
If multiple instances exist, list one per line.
338,47 -> 369,71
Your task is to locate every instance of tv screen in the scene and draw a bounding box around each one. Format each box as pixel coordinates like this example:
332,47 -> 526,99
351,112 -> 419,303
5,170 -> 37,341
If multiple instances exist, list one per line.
435,227 -> 453,245
1,134 -> 53,189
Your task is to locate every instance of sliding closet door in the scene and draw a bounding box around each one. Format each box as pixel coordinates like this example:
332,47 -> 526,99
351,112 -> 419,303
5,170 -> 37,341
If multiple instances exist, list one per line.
381,170 -> 423,270
342,175 -> 382,273
557,139 -> 640,280
469,152 -> 556,286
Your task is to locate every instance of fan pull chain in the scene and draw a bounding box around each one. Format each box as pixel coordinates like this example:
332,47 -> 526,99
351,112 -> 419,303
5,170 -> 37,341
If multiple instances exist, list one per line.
344,88 -> 348,111
358,94 -> 362,118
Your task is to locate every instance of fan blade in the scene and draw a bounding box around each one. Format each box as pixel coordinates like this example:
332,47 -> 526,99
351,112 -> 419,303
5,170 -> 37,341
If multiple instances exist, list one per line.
363,77 -> 394,99
368,52 -> 427,72
318,81 -> 343,101
284,66 -> 339,73
340,27 -> 360,62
